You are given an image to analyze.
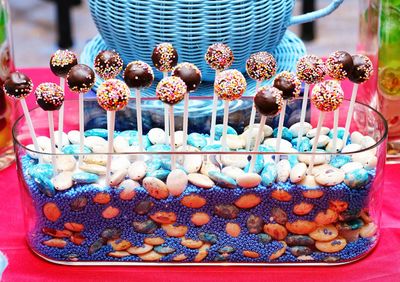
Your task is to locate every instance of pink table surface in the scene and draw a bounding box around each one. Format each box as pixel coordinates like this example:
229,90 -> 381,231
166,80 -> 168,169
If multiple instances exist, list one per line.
1,68 -> 399,282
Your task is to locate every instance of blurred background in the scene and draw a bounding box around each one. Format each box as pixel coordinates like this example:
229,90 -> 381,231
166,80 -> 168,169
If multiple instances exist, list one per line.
10,0 -> 358,68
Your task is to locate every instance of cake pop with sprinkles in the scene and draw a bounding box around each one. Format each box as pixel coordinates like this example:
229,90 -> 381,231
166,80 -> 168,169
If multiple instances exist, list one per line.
172,62 -> 202,92
67,64 -> 96,93
312,80 -> 344,112
296,55 -> 326,84
97,79 -> 131,111
214,69 -> 247,151
49,49 -> 78,78
348,54 -> 373,84
214,69 -> 247,101
273,72 -> 301,162
156,76 -> 187,105
123,61 -> 154,89
152,43 -> 179,73
4,72 -> 33,99
35,82 -> 64,111
246,51 -> 277,81
326,51 -> 354,81
205,43 -> 234,72
94,50 -> 123,80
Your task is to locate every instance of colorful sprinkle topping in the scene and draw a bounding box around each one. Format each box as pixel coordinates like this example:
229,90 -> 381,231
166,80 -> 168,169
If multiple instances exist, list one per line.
156,76 -> 187,105
246,52 -> 277,81
296,55 -> 326,84
96,79 -> 130,111
35,82 -> 64,111
214,69 -> 247,101
94,50 -> 124,80
311,80 -> 344,112
152,43 -> 179,72
325,51 -> 354,81
205,43 -> 234,72
50,50 -> 77,69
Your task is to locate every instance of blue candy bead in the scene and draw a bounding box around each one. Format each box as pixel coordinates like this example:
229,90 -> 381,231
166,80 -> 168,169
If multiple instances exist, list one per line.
34,175 -> 56,197
330,155 -> 351,168
261,162 -> 277,186
328,128 -> 346,139
208,171 -> 237,188
273,127 -> 293,141
72,172 -> 99,184
62,144 -> 91,155
145,159 -> 162,173
202,144 -> 222,152
28,163 -> 54,179
291,137 -> 311,152
214,124 -> 237,141
84,128 -> 110,138
344,168 -> 370,189
147,169 -> 171,181
244,155 -> 264,174
187,133 -> 208,149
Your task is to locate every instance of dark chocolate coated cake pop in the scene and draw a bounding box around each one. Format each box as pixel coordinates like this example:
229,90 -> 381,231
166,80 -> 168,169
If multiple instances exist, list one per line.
3,72 -> 33,99
348,54 -> 373,84
254,86 -> 283,117
172,63 -> 202,92
152,43 -> 178,73
94,50 -> 123,80
123,61 -> 154,89
35,82 -> 64,111
67,64 -> 96,93
49,50 -> 78,78
273,71 -> 301,100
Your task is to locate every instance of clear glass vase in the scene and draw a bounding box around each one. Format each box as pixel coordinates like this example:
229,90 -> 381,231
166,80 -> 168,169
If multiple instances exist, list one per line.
13,98 -> 387,265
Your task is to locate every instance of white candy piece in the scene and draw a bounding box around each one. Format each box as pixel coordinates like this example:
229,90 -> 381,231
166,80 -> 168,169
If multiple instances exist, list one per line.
54,130 -> 70,148
236,173 -> 262,188
290,162 -> 307,183
111,157 -> 131,172
306,127 -> 330,138
113,136 -> 130,153
276,159 -> 291,182
350,131 -> 364,145
310,135 -> 330,148
314,165 -> 345,186
128,161 -> 147,181
289,122 -> 312,138
188,173 -> 215,189
226,134 -> 246,150
263,138 -> 293,151
247,123 -> 273,138
148,128 -> 167,145
200,160 -> 220,176
342,144 -> 362,153
52,171 -> 73,191
37,136 -> 52,151
67,130 -> 81,144
360,136 -> 377,155
26,144 -> 40,159
220,154 -> 248,168
298,154 -> 330,166
326,139 -> 344,153
341,162 -> 363,174
56,155 -> 77,171
110,169 -> 127,186
352,153 -> 377,170
183,154 -> 203,173
84,136 -> 108,149
221,166 -> 245,180
173,131 -> 184,148
166,169 -> 188,196
242,127 -> 265,150
299,175 -> 319,188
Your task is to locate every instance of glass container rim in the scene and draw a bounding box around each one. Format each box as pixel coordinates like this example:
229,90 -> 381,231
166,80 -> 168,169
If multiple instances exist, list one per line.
12,97 -> 388,157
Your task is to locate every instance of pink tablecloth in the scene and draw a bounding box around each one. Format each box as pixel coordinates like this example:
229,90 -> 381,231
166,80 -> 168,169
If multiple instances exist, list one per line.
1,69 -> 399,282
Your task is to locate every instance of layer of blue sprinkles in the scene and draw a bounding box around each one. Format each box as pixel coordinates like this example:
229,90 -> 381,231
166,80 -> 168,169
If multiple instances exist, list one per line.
21,155 -> 377,264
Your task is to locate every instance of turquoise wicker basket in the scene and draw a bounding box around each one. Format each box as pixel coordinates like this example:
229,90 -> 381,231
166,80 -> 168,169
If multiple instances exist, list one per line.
88,0 -> 343,81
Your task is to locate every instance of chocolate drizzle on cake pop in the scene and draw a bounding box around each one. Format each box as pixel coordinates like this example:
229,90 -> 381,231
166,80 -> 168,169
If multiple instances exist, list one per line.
152,43 -> 178,72
172,63 -> 202,92
123,61 -> 154,89
4,72 -> 33,99
246,52 -> 277,81
67,64 -> 96,93
156,76 -> 187,105
273,71 -> 301,100
254,86 -> 283,117
94,50 -> 123,80
49,50 -> 78,78
35,83 -> 64,111
325,51 -> 354,81
348,54 -> 373,84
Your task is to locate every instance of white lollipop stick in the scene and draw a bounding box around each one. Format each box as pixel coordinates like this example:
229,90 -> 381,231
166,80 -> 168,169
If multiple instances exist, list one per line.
182,92 -> 189,151
163,72 -> 169,143
78,93 -> 85,164
135,89 -> 144,152
209,70 -> 220,144
221,100 -> 230,151
331,109 -> 339,152
308,112 -> 326,174
57,77 -> 65,148
342,84 -> 359,146
246,81 -> 261,151
275,100 -> 287,163
169,105 -> 176,170
19,99 -> 42,163
47,111 -> 57,168
249,115 -> 267,173
297,83 -> 310,150
105,111 -> 116,186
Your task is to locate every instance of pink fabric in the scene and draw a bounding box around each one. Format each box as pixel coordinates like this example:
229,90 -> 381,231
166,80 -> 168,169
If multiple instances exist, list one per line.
1,69 -> 398,281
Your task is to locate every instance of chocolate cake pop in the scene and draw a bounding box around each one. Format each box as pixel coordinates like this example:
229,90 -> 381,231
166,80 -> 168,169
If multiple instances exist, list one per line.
49,50 -> 78,78
273,71 -> 301,100
246,52 -> 277,81
152,43 -> 179,73
254,86 -> 284,117
97,79 -> 130,112
172,62 -> 202,92
214,69 -> 247,101
67,64 -> 96,93
35,83 -> 64,111
326,51 -> 354,81
156,76 -> 187,105
205,43 -> 234,72
94,50 -> 123,80
296,55 -> 326,84
348,54 -> 373,84
311,80 -> 344,112
4,72 -> 33,99
123,61 -> 154,89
